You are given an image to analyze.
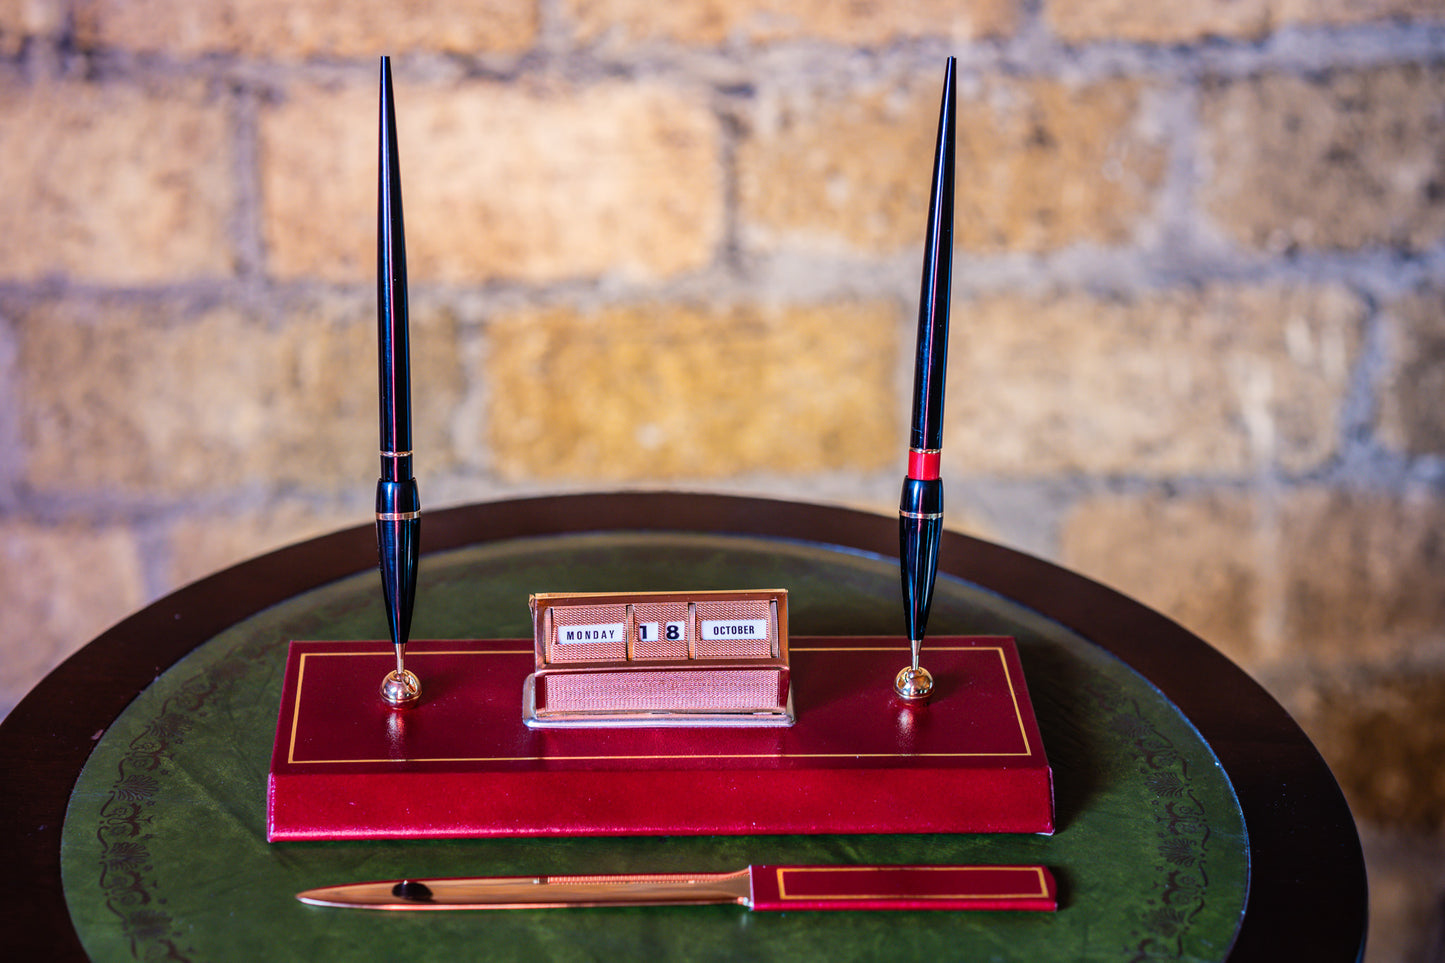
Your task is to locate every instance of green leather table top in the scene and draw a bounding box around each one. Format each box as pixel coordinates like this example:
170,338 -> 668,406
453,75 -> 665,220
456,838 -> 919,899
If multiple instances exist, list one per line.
61,532 -> 1248,962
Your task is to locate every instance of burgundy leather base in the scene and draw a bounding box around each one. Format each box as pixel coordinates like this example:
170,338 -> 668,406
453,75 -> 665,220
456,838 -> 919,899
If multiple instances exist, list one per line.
267,636 -> 1053,841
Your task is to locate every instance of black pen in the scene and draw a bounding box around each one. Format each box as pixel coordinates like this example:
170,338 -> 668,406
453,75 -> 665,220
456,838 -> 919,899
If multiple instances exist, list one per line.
896,57 -> 955,702
376,56 -> 422,709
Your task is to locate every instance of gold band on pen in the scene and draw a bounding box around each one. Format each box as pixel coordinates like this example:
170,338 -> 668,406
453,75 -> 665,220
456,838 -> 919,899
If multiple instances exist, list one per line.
377,510 -> 422,521
900,510 -> 944,520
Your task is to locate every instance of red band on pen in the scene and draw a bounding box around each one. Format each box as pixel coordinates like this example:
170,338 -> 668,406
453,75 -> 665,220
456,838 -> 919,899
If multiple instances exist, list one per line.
908,449 -> 942,480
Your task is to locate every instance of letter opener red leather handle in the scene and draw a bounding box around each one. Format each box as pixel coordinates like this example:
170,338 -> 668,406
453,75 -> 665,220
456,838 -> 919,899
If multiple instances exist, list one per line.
297,864 -> 1056,912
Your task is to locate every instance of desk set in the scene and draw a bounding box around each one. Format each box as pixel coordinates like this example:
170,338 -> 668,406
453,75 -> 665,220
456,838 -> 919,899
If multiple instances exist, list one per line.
267,55 -> 1054,902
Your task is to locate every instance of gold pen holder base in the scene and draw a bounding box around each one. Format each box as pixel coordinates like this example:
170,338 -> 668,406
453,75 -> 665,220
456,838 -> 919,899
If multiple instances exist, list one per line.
894,665 -> 935,701
380,668 -> 421,708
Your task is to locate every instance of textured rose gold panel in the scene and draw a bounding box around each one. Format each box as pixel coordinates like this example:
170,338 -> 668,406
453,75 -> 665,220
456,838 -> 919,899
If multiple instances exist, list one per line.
631,601 -> 690,660
546,603 -> 628,663
538,668 -> 785,713
694,599 -> 774,659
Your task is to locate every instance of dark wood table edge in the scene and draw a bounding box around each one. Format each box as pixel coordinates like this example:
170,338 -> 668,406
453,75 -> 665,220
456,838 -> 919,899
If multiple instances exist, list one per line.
0,491 -> 1367,961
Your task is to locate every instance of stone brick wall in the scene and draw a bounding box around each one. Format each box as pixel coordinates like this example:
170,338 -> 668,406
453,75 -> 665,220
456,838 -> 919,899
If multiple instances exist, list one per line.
1,1 -> 1442,957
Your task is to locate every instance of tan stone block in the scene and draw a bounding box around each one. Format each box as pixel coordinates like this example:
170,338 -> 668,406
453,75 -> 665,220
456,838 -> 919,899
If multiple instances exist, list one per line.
73,0 -> 538,57
1279,489 -> 1445,662
485,301 -> 900,481
166,501 -> 362,589
565,0 -> 1017,46
1044,0 -> 1440,43
0,78 -> 234,283
739,76 -> 1167,255
1277,0 -> 1445,29
1061,488 -> 1445,670
0,0 -> 66,53
1045,0 -> 1271,42
1287,670 -> 1445,830
1059,493 -> 1269,667
0,519 -> 147,717
948,284 -> 1363,476
1377,287 -> 1445,456
262,80 -> 722,283
1200,65 -> 1445,252
17,297 -> 463,495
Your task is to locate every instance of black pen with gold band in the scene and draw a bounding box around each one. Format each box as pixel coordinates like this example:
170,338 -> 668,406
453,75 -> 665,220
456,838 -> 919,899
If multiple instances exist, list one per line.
896,57 -> 956,702
376,56 -> 422,709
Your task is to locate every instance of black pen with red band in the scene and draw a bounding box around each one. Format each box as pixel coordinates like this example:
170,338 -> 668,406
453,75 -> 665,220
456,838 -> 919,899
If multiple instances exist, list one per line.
896,57 -> 955,701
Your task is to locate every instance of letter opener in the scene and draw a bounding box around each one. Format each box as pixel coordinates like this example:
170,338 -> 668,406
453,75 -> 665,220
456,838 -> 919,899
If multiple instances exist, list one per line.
297,864 -> 1056,912
376,55 -> 422,709
896,57 -> 956,702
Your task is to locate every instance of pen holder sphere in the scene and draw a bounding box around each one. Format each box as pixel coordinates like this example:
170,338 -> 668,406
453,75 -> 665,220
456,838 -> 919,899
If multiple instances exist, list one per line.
381,668 -> 421,708
894,664 -> 934,701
